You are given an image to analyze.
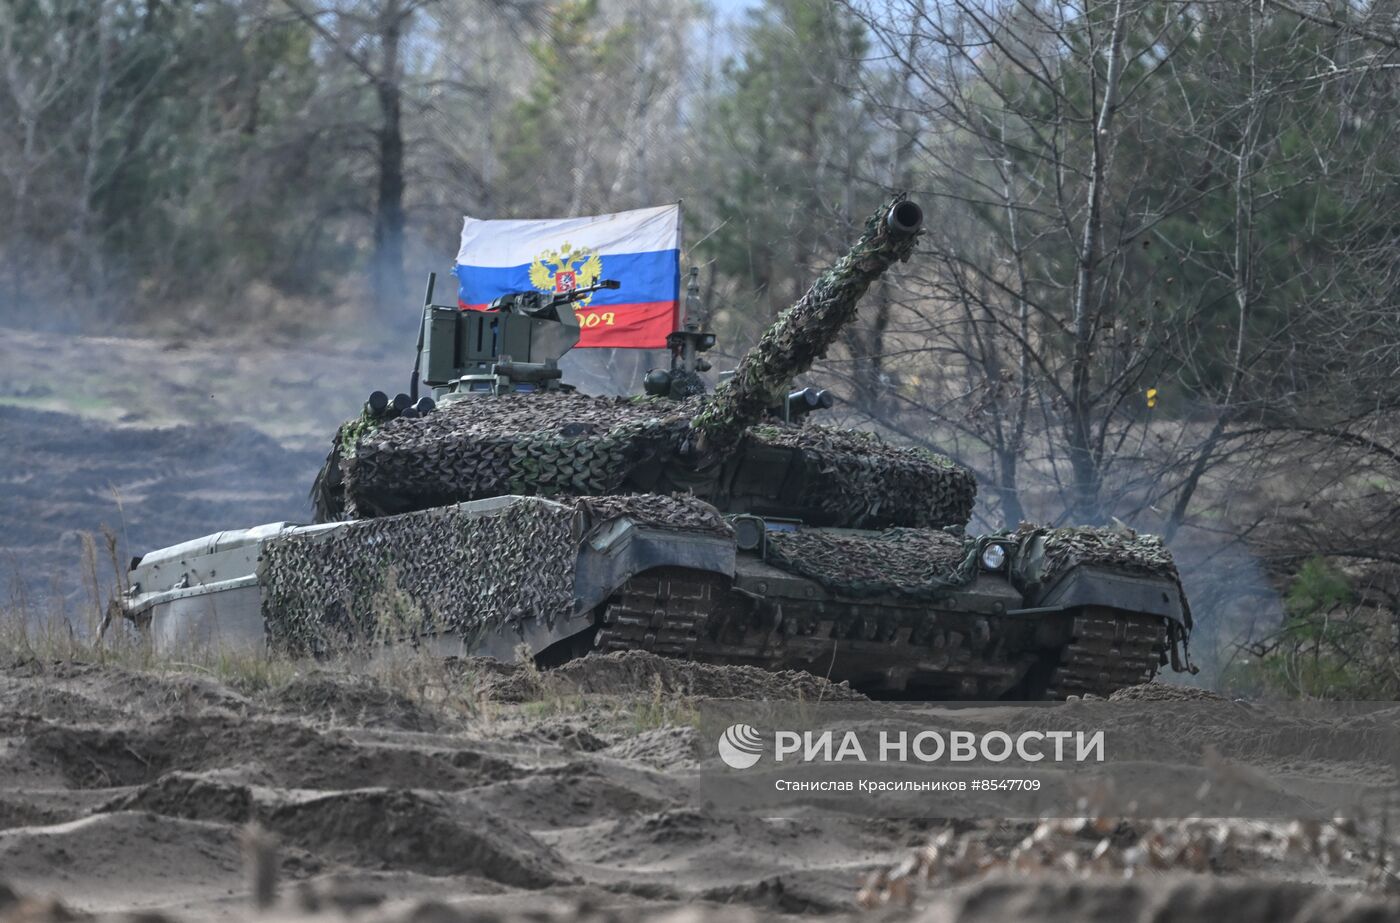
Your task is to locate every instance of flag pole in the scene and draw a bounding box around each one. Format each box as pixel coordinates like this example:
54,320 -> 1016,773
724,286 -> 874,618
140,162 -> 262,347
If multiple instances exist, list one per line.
675,197 -> 685,330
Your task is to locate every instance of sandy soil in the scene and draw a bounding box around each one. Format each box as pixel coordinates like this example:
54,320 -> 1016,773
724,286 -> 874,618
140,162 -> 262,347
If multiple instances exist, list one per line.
0,403 -> 324,609
0,325 -> 662,607
4,326 -> 1397,921
0,652 -> 1396,923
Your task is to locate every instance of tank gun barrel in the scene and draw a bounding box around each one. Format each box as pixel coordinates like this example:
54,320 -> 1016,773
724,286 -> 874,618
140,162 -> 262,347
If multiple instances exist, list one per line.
689,194 -> 922,455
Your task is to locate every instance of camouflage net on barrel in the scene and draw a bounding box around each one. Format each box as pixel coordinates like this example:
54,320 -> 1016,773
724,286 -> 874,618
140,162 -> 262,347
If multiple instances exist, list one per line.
259,494 -> 729,655
765,527 -> 977,599
1015,523 -> 1194,629
690,194 -> 922,452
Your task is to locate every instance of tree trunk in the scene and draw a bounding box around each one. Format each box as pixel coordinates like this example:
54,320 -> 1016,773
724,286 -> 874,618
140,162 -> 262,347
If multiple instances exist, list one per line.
1065,0 -> 1128,524
372,5 -> 406,314
996,447 -> 1025,527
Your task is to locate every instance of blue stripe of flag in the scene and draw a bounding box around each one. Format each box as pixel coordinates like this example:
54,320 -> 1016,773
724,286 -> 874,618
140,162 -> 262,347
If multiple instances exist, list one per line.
454,249 -> 680,308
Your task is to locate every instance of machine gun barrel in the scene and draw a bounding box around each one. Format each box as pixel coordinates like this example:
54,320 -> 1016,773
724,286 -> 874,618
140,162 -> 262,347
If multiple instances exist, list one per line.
688,194 -> 922,455
487,279 -> 619,320
551,278 -> 620,308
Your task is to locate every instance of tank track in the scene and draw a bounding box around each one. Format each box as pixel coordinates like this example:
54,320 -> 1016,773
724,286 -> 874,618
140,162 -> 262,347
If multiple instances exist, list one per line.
1043,608 -> 1167,700
593,572 -> 1169,700
594,570 -> 712,657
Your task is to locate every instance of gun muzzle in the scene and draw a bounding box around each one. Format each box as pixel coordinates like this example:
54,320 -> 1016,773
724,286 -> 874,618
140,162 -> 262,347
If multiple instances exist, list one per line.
366,390 -> 389,414
886,200 -> 923,238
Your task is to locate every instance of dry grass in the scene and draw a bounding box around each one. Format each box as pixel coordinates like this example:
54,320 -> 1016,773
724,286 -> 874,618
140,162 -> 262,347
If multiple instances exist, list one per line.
0,527 -> 484,714
0,530 -> 709,736
856,814 -> 1400,910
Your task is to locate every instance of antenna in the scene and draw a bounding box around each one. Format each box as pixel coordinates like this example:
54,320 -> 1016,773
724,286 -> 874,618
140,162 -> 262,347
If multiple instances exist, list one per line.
411,272 -> 437,401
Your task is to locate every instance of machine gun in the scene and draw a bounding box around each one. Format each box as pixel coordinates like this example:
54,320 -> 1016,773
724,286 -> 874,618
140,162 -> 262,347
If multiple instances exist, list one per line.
488,278 -> 620,320
411,274 -> 621,399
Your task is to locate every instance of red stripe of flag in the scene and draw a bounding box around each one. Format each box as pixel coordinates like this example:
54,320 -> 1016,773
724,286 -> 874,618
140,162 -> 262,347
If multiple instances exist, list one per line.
459,300 -> 677,349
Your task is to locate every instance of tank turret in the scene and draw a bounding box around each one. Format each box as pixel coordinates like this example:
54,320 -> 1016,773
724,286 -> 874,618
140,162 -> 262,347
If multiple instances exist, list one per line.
310,194 -> 963,526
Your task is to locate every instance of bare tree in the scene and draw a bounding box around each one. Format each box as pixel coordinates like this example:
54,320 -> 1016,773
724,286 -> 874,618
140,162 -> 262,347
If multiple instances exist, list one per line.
0,0 -> 110,309
825,0 -> 1400,688
837,1 -> 1392,533
282,0 -> 432,312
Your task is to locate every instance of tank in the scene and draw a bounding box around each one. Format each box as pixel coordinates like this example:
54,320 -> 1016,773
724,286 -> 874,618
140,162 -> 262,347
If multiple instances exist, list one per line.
120,195 -> 1194,699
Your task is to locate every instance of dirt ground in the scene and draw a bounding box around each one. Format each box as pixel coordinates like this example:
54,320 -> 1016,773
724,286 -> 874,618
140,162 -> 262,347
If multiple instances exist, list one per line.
0,327 -> 349,607
5,325 -> 1398,921
0,651 -> 1397,923
0,325 -> 661,608
0,401 -> 324,609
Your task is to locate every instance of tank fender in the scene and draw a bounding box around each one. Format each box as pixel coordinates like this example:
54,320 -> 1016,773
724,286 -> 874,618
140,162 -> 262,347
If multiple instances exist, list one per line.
573,521 -> 736,618
1026,564 -> 1188,628
445,523 -> 735,661
1011,531 -> 1189,628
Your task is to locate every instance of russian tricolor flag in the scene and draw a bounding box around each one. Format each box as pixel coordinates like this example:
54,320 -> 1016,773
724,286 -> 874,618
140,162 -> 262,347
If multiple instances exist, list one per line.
454,203 -> 681,349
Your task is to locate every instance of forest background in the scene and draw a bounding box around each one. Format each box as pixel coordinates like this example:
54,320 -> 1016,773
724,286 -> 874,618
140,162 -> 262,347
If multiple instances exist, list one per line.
3,0 -> 1399,697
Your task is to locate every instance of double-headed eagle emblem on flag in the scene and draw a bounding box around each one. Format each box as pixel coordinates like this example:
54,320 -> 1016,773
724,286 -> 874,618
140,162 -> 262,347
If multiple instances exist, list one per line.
457,203 -> 678,347
529,243 -> 603,308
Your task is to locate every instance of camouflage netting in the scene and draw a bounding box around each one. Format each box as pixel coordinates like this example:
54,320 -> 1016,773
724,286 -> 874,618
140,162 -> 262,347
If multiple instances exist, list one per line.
329,392 -> 696,519
315,391 -> 975,530
259,494 -> 729,655
765,527 -> 977,599
260,497 -> 579,654
690,193 -> 922,452
308,194 -> 953,531
574,493 -> 732,536
1015,523 -> 1194,629
749,424 -> 976,528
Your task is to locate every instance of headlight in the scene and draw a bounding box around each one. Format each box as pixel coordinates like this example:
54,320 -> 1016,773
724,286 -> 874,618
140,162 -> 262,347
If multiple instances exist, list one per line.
733,516 -> 765,551
980,542 -> 1008,571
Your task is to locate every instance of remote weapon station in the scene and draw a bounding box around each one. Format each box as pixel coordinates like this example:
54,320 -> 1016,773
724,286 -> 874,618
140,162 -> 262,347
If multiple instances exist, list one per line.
121,196 -> 1193,699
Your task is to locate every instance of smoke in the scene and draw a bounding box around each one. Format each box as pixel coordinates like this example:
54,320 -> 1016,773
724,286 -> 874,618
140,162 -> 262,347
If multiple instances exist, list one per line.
1163,526 -> 1285,692
0,257 -> 93,334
